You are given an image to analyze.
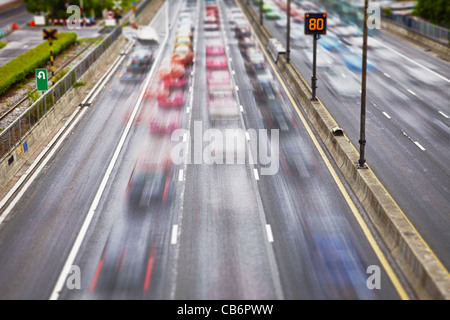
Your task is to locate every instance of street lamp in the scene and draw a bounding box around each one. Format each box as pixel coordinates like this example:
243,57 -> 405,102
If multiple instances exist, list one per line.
358,0 -> 369,169
286,0 -> 291,62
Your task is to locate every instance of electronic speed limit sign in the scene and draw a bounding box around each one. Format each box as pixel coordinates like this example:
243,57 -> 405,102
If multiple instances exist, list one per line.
304,13 -> 327,35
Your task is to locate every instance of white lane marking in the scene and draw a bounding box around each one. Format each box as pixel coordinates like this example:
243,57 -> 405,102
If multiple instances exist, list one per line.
371,37 -> 450,83
245,132 -> 250,141
235,85 -> 239,91
253,169 -> 259,180
178,169 -> 184,182
240,105 -> 244,112
383,112 -> 391,119
171,225 -> 178,245
341,73 -> 346,78
183,133 -> 187,142
383,72 -> 391,78
49,2 -> 170,301
407,89 -> 416,96
232,69 -> 235,75
414,141 -> 426,151
186,106 -> 190,114
266,224 -> 274,243
438,111 -> 449,119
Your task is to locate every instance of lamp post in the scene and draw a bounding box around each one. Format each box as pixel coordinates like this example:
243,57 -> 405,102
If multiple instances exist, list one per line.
358,0 -> 369,169
286,0 -> 291,62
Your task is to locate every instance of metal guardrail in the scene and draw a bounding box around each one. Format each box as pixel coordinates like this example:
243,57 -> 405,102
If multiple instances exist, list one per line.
0,26 -> 123,161
384,13 -> 449,44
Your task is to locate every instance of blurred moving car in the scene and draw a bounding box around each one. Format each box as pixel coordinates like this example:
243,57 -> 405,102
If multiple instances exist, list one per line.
126,146 -> 172,208
157,88 -> 185,108
120,48 -> 153,82
149,109 -> 181,134
206,55 -> 228,69
172,45 -> 194,66
137,26 -> 159,44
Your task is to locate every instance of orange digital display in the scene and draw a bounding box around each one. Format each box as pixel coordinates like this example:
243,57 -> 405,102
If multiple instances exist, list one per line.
304,13 -> 327,35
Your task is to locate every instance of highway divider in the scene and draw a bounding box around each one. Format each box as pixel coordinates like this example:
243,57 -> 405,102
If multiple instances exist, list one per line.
236,0 -> 450,300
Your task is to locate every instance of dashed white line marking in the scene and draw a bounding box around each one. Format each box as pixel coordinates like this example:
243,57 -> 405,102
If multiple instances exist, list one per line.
232,70 -> 235,75
383,72 -> 391,78
186,107 -> 190,114
253,169 -> 259,180
245,132 -> 250,140
407,89 -> 416,96
266,224 -> 274,243
341,73 -> 346,78
183,133 -> 187,142
229,57 -> 232,62
382,112 -> 391,119
240,105 -> 244,112
414,141 -> 426,151
235,85 -> 239,91
171,225 -> 178,244
178,169 -> 184,181
438,111 -> 449,119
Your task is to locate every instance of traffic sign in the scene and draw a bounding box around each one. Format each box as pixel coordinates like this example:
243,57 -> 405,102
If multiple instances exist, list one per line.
36,69 -> 48,91
43,28 -> 58,40
304,13 -> 327,35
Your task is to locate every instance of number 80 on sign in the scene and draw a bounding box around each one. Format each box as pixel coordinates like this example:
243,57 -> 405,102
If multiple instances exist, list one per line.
304,13 -> 327,35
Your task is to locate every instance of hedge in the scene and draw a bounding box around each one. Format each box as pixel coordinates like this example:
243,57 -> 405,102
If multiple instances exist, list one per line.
0,32 -> 77,96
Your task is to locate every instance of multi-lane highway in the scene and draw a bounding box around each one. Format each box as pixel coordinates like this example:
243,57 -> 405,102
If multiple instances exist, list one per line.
247,0 -> 450,272
0,0 -> 447,300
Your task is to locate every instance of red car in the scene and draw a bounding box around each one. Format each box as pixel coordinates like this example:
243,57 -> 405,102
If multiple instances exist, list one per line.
206,70 -> 231,86
149,109 -> 181,134
158,88 -> 185,108
206,55 -> 228,69
172,45 -> 194,66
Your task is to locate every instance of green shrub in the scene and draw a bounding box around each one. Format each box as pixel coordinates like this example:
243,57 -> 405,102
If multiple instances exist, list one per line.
0,32 -> 77,96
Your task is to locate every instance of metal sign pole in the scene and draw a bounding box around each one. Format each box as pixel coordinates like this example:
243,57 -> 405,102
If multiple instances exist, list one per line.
358,0 -> 369,169
286,0 -> 291,63
311,34 -> 318,101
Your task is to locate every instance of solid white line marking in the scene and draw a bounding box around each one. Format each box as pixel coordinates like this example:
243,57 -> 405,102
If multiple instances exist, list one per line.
438,111 -> 449,119
383,72 -> 391,78
383,112 -> 391,119
266,224 -> 274,243
49,2 -> 170,300
171,225 -> 178,245
253,169 -> 259,180
178,169 -> 184,182
407,89 -> 416,96
0,108 -> 87,223
414,141 -> 426,151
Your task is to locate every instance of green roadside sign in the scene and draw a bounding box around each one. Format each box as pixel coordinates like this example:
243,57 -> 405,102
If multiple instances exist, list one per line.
36,68 -> 48,91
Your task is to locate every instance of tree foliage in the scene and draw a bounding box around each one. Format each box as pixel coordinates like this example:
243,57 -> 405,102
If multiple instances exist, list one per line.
22,0 -> 135,19
413,0 -> 450,26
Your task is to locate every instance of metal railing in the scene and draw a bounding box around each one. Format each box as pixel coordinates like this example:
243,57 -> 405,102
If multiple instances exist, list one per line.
0,26 -> 123,161
384,13 -> 449,45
